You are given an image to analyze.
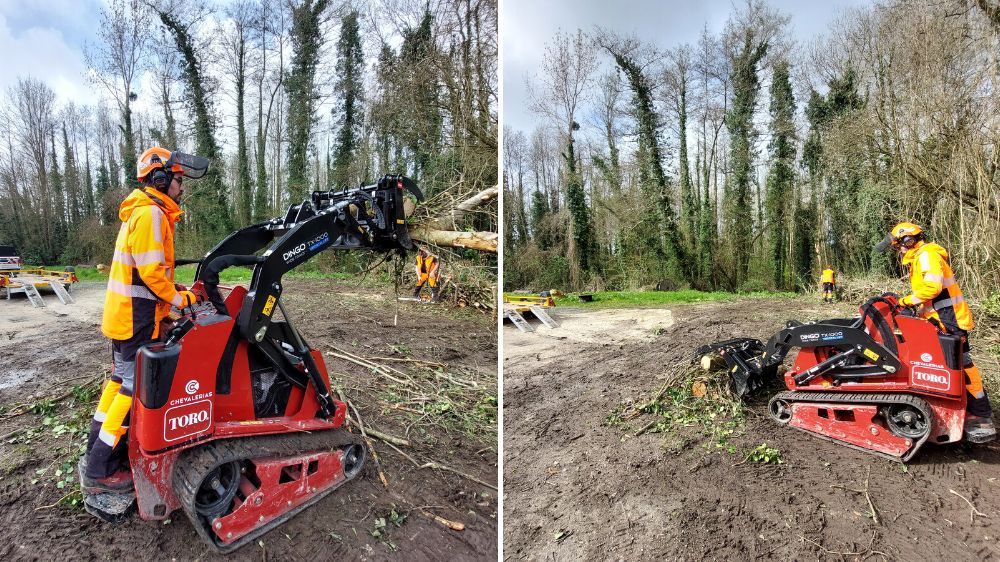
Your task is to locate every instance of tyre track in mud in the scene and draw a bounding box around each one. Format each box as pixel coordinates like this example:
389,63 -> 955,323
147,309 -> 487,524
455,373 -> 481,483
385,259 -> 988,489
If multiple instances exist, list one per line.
504,296 -> 1000,560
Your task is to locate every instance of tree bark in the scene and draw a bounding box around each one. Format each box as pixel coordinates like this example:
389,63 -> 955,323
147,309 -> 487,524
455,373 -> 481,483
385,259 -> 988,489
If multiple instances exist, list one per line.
409,227 -> 498,253
427,185 -> 498,230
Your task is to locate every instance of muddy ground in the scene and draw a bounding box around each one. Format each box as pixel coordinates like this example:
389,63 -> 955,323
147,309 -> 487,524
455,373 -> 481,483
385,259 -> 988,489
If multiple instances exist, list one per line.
0,279 -> 497,561
504,297 -> 1000,560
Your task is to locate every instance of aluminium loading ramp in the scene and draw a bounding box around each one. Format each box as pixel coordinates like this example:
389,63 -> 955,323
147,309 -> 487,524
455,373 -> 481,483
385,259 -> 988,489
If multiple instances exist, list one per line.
529,305 -> 559,328
21,283 -> 45,307
49,279 -> 75,304
505,309 -> 534,332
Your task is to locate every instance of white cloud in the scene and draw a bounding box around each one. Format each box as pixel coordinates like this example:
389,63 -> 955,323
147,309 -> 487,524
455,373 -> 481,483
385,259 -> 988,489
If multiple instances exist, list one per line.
0,10 -> 101,108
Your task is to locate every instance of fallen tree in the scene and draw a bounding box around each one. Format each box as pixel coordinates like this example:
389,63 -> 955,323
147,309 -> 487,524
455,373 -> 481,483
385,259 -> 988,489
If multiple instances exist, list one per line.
407,185 -> 498,253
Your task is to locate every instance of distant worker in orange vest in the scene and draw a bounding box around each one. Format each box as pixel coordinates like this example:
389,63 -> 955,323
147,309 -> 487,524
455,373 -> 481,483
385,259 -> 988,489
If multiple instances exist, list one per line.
413,247 -> 441,302
821,266 -> 836,303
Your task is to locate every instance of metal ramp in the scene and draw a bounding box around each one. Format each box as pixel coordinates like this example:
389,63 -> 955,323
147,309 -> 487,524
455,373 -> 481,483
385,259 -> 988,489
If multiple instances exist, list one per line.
505,309 -> 534,332
50,281 -> 74,304
529,305 -> 559,328
22,283 -> 45,307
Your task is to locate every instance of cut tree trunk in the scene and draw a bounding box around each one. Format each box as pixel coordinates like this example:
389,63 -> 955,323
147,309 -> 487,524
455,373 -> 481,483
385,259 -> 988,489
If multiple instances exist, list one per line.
407,185 -> 499,253
409,227 -> 498,253
428,185 -> 498,230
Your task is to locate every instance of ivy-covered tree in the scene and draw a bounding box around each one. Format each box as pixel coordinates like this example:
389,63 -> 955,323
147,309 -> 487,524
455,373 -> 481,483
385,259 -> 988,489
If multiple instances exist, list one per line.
765,59 -> 795,289
286,0 -> 329,200
596,33 -> 689,280
158,10 -> 231,242
331,9 -> 363,188
62,123 -> 81,226
724,32 -> 767,289
49,132 -> 67,261
399,10 -> 442,193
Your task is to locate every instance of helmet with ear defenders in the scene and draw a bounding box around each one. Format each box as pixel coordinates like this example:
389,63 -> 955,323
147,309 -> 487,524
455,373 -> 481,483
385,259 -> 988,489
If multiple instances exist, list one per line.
149,168 -> 171,192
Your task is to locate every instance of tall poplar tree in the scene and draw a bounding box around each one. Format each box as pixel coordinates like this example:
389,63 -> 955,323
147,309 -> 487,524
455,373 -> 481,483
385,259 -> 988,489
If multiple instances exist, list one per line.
331,10 -> 363,187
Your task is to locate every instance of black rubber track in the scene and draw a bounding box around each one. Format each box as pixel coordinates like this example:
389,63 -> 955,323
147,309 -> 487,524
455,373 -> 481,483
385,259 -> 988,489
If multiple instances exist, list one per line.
173,430 -> 364,554
768,391 -> 934,462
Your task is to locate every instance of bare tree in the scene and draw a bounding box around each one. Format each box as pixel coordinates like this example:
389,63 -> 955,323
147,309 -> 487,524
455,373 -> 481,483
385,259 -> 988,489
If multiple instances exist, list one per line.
86,0 -> 149,191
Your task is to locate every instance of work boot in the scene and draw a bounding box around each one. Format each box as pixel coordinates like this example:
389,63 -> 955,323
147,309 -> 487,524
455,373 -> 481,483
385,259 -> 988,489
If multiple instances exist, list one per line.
79,456 -> 133,494
431,286 -> 441,303
412,285 -> 422,299
963,414 -> 997,444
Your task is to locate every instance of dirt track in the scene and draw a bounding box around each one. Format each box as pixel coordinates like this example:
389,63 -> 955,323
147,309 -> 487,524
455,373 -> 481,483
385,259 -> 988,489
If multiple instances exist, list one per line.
504,297 -> 1000,560
0,279 -> 497,561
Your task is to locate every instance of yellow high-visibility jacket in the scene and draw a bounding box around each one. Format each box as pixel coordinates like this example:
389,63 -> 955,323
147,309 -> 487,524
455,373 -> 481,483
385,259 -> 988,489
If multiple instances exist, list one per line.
900,241 -> 973,332
416,254 -> 438,276
101,188 -> 185,341
821,269 -> 835,283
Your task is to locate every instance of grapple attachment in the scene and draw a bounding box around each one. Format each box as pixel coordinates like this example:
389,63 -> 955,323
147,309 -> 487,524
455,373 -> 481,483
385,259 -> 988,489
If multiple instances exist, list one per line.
694,338 -> 776,397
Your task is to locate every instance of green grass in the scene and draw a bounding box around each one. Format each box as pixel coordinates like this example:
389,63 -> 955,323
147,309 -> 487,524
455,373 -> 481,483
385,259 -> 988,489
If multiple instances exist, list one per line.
172,264 -> 356,284
173,264 -> 252,284
18,265 -> 106,281
554,289 -> 797,308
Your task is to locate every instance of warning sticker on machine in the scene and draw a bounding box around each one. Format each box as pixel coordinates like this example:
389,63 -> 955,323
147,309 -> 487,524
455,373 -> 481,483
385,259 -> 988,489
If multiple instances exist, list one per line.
262,294 -> 277,316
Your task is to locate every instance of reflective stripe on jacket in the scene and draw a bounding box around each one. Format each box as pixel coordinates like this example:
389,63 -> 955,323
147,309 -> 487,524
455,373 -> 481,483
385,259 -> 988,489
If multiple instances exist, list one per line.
821,269 -> 835,283
900,241 -> 973,332
101,188 -> 184,341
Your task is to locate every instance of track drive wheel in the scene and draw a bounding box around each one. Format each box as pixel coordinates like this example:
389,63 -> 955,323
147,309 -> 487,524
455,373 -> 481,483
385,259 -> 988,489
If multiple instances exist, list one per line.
883,404 -> 929,440
194,460 -> 241,517
768,396 -> 793,424
342,443 -> 366,479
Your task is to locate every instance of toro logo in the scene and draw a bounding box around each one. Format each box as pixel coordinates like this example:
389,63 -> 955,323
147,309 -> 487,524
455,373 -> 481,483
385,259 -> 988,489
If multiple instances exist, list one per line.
912,366 -> 951,392
282,243 -> 308,263
163,399 -> 213,442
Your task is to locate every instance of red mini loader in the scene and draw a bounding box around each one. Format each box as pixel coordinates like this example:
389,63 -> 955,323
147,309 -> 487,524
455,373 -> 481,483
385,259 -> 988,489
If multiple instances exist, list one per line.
80,176 -> 423,552
697,294 -> 968,461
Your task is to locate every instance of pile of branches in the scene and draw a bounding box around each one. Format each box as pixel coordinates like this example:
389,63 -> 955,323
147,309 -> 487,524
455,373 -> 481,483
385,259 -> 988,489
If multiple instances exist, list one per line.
325,344 -> 498,494
835,272 -> 908,304
327,344 -> 497,447
610,363 -> 745,437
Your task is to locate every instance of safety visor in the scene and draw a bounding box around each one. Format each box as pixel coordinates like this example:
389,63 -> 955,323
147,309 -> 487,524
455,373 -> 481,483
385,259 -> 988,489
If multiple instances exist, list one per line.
874,234 -> 896,253
164,152 -> 210,179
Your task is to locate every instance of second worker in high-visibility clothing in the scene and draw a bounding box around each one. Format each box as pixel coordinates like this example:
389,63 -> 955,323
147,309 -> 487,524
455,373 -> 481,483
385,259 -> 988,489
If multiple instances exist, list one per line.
821,266 -> 836,303
82,147 -> 205,491
877,221 -> 996,443
413,247 -> 441,302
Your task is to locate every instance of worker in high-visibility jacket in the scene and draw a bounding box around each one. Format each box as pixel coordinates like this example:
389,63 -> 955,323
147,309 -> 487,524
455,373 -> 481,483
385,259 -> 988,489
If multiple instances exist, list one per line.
820,266 -> 836,303
413,247 -> 441,302
82,147 -> 205,491
877,222 -> 995,443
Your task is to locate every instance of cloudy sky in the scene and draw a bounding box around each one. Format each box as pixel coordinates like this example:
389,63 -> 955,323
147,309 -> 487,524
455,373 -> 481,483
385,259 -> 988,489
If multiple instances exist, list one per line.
0,0 -> 874,141
0,0 -> 105,107
502,0 -> 875,134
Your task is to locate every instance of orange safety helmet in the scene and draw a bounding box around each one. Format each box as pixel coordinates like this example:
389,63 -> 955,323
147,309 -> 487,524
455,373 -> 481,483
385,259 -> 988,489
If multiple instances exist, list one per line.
876,221 -> 924,252
136,146 -> 184,183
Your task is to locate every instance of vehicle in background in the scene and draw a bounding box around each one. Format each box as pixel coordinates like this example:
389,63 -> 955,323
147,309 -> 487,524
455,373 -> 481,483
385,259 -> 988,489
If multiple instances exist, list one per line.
0,245 -> 22,271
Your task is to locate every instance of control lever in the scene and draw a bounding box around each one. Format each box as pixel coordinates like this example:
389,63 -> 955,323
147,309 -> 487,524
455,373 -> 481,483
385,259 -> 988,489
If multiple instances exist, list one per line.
165,316 -> 195,346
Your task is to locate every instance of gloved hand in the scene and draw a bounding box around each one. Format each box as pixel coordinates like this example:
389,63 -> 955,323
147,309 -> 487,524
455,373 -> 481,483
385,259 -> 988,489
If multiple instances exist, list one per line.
880,292 -> 901,307
175,283 -> 187,292
178,290 -> 199,308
